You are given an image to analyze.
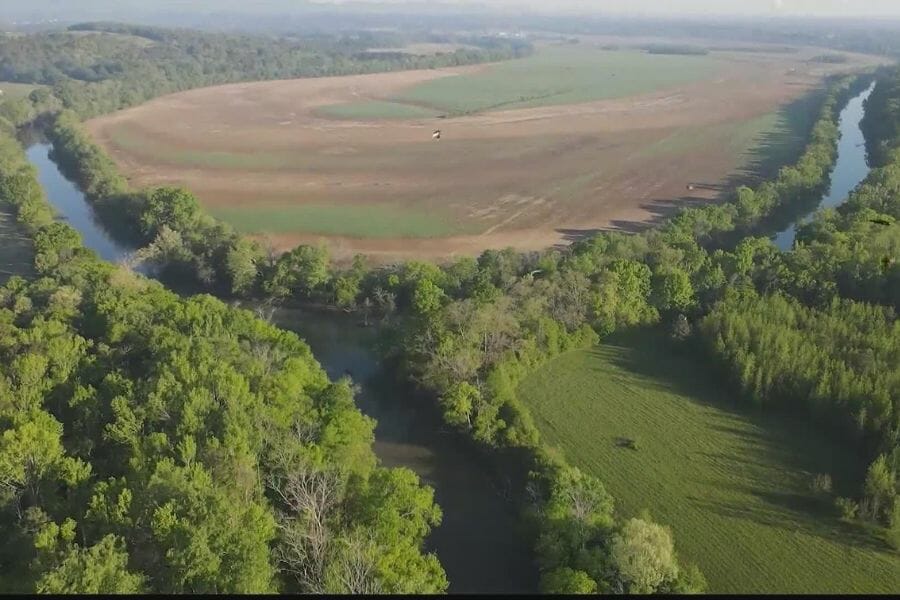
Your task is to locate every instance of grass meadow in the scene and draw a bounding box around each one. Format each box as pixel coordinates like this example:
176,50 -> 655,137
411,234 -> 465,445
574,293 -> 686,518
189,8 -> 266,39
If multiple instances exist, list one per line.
209,203 -> 465,238
321,47 -> 724,119
518,329 -> 900,593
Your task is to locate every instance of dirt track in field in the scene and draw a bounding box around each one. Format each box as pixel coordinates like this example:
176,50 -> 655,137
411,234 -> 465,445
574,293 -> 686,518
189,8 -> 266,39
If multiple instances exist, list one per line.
87,44 -> 886,263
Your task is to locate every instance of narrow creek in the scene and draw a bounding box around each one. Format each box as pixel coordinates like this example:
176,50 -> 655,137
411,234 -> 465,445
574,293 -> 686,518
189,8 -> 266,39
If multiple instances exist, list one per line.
772,82 -> 875,250
22,137 -> 537,594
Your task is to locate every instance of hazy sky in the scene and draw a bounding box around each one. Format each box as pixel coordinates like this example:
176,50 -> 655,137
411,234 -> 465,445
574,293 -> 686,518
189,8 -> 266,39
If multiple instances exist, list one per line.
320,0 -> 900,17
6,0 -> 900,20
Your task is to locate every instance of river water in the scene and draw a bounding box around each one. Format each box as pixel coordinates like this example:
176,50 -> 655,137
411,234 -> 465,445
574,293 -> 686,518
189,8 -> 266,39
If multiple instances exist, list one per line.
26,143 -> 135,262
20,82 -> 876,591
772,82 -> 875,250
265,308 -> 537,593
22,139 -> 537,594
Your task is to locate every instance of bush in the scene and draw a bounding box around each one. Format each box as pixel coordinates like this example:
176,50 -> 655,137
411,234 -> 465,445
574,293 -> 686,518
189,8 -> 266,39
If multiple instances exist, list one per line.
835,497 -> 859,521
810,473 -> 833,496
670,313 -> 693,341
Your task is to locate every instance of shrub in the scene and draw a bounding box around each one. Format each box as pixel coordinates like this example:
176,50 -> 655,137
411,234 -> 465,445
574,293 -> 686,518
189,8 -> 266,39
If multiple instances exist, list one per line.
810,473 -> 833,496
835,497 -> 859,521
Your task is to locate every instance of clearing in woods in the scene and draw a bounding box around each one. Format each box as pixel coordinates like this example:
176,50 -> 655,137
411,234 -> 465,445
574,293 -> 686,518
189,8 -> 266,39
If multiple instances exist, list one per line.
0,81 -> 43,101
85,42 -> 886,262
517,329 -> 900,594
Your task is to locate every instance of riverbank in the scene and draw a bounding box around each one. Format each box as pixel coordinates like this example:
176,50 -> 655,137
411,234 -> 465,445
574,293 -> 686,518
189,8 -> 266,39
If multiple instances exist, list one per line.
14,70 -> 883,595
14,136 -> 539,593
773,81 -> 876,249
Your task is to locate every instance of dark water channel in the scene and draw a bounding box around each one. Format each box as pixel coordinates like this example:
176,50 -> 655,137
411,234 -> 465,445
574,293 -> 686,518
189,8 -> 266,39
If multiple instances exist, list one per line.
23,139 -> 537,594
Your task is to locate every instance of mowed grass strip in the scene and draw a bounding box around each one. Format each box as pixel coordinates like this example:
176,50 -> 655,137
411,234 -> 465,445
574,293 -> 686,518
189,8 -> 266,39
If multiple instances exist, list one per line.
518,330 -> 900,594
209,203 -> 467,239
389,47 -> 724,116
108,127 -> 296,170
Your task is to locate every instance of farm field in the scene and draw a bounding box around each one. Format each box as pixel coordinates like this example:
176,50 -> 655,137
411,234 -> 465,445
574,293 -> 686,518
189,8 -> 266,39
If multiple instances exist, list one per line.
517,330 -> 900,594
85,42 -> 886,262
319,46 -> 724,118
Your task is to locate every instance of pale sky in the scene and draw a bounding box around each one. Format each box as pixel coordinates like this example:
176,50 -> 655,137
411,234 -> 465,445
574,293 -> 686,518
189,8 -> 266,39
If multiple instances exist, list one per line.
6,0 -> 900,20
319,0 -> 900,18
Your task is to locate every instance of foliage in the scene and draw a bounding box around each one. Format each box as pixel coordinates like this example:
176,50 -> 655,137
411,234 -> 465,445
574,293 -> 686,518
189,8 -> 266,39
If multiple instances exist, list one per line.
0,24 -> 532,120
700,291 -> 899,454
0,127 -> 446,594
609,518 -> 681,594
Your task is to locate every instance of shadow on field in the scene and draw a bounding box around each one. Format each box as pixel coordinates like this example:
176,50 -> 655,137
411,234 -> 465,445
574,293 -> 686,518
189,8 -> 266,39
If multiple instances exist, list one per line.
592,327 -> 890,551
554,227 -> 603,244
592,87 -> 827,237
690,486 -> 891,553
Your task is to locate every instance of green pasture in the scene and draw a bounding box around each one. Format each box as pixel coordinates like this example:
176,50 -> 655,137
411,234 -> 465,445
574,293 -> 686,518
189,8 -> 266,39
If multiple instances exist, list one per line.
107,127 -> 295,170
321,46 -> 724,119
518,329 -> 900,594
209,203 -> 467,239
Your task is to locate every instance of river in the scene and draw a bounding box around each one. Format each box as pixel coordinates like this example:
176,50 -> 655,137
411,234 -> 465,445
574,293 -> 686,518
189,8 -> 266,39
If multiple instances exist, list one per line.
772,82 -> 875,250
21,81 -> 876,591
26,142 -> 135,262
22,139 -> 537,594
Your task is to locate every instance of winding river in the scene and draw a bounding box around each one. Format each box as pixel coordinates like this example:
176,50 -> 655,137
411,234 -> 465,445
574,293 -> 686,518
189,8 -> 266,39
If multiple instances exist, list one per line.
19,80 -> 876,592
26,142 -> 135,262
22,138 -> 537,594
772,82 -> 875,250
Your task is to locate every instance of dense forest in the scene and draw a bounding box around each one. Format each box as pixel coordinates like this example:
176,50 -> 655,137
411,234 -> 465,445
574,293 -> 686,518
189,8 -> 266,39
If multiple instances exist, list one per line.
0,114 -> 446,593
0,23 -> 531,120
1,21 -> 899,594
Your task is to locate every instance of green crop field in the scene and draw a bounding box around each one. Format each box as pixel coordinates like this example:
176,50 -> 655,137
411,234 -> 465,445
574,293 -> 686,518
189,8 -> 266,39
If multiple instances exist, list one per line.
108,127 -> 297,170
322,46 -> 724,119
209,203 -> 467,239
0,209 -> 33,284
518,330 -> 900,594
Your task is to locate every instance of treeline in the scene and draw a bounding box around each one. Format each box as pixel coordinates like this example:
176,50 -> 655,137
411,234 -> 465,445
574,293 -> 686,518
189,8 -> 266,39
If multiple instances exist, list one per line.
701,290 -> 898,454
45,111 -> 258,293
0,109 -> 446,594
643,44 -> 709,56
663,74 -> 873,249
862,72 -> 900,167
784,67 -> 900,311
0,23 -> 532,121
700,291 -> 899,532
